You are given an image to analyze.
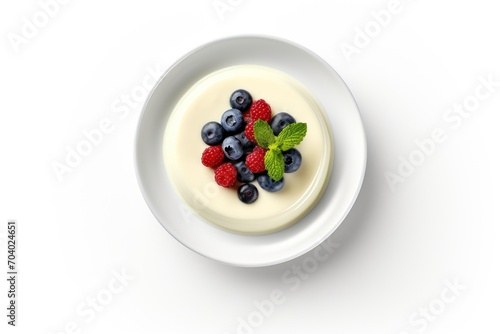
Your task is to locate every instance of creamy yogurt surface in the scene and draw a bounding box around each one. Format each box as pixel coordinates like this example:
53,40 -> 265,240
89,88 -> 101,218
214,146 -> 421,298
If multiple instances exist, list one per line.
163,65 -> 333,234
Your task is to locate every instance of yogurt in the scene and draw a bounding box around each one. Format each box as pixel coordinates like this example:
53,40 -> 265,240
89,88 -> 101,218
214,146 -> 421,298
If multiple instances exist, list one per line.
163,65 -> 334,234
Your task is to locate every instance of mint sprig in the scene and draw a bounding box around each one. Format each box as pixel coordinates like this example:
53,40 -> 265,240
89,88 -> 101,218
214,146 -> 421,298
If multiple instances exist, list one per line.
253,119 -> 307,181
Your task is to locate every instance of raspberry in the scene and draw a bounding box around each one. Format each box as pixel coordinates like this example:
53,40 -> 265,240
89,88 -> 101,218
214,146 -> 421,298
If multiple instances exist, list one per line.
201,145 -> 225,168
244,120 -> 257,143
246,146 -> 267,173
249,99 -> 272,122
214,163 -> 237,188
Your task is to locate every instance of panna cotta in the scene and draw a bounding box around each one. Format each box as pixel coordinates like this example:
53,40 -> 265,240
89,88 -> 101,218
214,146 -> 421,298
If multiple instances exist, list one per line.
163,65 -> 333,234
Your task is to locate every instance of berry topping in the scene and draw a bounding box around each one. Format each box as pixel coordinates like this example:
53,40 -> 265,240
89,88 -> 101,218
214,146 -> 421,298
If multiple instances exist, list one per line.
222,136 -> 244,161
249,99 -> 272,122
230,89 -> 253,112
214,163 -> 237,188
245,146 -> 267,173
199,89 -> 307,203
244,120 -> 257,143
221,109 -> 244,133
201,121 -> 225,145
234,161 -> 255,182
270,112 -> 296,135
201,145 -> 225,168
257,174 -> 285,192
238,183 -> 259,204
283,148 -> 302,173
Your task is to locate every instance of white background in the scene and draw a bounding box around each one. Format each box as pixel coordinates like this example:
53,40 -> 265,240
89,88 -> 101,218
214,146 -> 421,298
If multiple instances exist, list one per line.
1,0 -> 499,333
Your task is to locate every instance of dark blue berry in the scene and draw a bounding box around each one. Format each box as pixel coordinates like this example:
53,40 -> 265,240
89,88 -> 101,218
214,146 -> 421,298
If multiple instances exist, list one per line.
270,112 -> 296,135
201,122 -> 225,145
257,174 -> 285,192
222,136 -> 244,161
234,161 -> 255,182
221,109 -> 244,133
238,183 -> 258,204
234,131 -> 255,150
230,89 -> 253,112
283,148 -> 302,173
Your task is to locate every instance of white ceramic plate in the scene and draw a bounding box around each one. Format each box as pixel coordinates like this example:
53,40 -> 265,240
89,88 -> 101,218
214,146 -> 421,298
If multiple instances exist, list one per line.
135,35 -> 366,267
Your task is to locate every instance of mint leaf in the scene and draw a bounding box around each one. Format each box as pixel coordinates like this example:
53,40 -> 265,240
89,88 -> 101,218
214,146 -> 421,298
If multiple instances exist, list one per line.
276,123 -> 307,151
264,149 -> 284,181
253,120 -> 275,148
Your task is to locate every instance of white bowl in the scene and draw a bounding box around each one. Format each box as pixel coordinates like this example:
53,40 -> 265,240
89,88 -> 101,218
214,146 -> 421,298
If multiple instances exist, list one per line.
135,35 -> 366,267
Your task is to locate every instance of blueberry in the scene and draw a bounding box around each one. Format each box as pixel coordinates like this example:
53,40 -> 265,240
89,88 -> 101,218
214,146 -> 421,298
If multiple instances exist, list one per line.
230,89 -> 253,112
270,112 -> 296,135
257,174 -> 285,192
201,122 -> 225,145
222,136 -> 244,161
234,161 -> 255,182
234,131 -> 255,150
238,183 -> 259,204
221,109 -> 244,133
283,148 -> 302,173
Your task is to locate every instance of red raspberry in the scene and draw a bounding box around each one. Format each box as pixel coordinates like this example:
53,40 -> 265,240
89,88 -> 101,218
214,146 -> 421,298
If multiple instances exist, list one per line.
214,163 -> 237,188
249,99 -> 272,122
246,146 -> 267,173
201,145 -> 225,168
244,120 -> 257,143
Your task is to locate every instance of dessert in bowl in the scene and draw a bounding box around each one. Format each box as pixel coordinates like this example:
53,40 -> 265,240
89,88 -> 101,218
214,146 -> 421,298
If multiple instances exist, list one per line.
135,35 -> 366,266
163,65 -> 334,234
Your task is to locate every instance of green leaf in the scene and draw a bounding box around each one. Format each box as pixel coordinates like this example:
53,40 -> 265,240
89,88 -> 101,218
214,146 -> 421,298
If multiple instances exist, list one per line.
253,120 -> 275,149
276,123 -> 307,151
264,149 -> 284,181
